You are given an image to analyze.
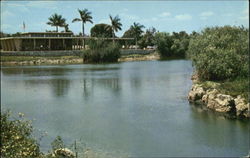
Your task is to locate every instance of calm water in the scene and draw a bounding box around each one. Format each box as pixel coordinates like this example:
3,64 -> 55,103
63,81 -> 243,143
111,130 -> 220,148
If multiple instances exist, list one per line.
1,60 -> 249,157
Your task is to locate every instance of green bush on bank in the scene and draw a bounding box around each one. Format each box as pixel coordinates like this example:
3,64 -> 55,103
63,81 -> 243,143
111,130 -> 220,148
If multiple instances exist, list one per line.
153,31 -> 190,58
82,40 -> 120,63
187,26 -> 249,81
1,111 -> 41,158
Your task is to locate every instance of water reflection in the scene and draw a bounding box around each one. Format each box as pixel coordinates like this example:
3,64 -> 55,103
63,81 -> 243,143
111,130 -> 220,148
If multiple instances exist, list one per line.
50,79 -> 70,97
189,104 -> 249,156
1,60 -> 249,157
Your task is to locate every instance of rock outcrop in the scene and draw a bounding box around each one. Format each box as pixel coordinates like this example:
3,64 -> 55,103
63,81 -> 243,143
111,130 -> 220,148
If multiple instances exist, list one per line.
54,148 -> 74,158
188,84 -> 249,119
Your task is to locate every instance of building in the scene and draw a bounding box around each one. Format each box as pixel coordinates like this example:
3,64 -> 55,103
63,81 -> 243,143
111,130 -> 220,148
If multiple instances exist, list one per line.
0,32 -> 134,52
0,32 -> 74,51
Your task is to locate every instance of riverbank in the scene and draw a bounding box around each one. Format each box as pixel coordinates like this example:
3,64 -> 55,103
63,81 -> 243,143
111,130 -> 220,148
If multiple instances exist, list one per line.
1,52 -> 160,66
188,74 -> 249,119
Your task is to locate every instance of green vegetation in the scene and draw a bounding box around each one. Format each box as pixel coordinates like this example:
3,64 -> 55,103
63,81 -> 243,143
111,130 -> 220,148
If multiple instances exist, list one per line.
109,15 -> 122,43
47,13 -> 66,32
82,40 -> 120,63
72,9 -> 93,36
188,26 -> 249,100
138,27 -> 156,48
199,78 -> 249,100
122,22 -> 145,45
1,111 -> 41,158
188,26 -> 249,81
90,23 -> 113,38
1,111 -> 78,158
153,31 -> 190,58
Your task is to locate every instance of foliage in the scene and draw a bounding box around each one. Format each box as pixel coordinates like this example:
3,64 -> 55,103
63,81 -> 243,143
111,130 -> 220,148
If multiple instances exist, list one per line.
82,40 -> 120,63
154,32 -> 174,57
153,31 -> 190,58
122,22 -> 145,45
90,23 -> 113,38
47,13 -> 66,32
199,77 -> 249,100
72,9 -> 93,36
109,15 -> 122,38
170,31 -> 190,57
51,136 -> 65,152
187,26 -> 249,81
138,27 -> 156,48
1,111 -> 41,158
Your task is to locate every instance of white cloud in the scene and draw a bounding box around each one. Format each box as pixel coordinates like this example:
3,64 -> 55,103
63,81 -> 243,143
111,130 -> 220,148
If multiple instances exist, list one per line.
120,13 -> 139,21
175,14 -> 192,20
200,11 -> 214,17
159,12 -> 171,17
200,11 -> 214,20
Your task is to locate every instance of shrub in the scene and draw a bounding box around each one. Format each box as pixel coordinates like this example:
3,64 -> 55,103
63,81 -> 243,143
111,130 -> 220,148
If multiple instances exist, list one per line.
1,111 -> 41,158
154,32 -> 173,57
187,26 -> 249,81
82,40 -> 120,63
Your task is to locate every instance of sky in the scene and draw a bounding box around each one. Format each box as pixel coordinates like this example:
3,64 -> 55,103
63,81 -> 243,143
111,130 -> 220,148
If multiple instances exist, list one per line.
1,0 -> 249,37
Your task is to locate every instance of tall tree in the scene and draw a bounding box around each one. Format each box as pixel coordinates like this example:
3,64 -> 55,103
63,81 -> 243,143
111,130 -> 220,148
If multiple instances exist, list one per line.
47,13 -> 66,32
72,9 -> 93,36
90,23 -> 113,38
131,22 -> 145,44
109,15 -> 122,43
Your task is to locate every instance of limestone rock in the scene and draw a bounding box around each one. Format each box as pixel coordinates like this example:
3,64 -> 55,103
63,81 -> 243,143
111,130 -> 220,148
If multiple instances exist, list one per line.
235,96 -> 250,118
206,93 -> 235,114
54,148 -> 74,158
202,89 -> 218,104
188,84 -> 205,102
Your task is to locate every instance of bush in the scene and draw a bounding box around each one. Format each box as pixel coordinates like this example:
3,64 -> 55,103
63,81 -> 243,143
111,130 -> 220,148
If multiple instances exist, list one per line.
82,40 -> 120,63
1,111 -> 41,158
154,32 -> 173,57
187,26 -> 249,81
154,31 -> 190,58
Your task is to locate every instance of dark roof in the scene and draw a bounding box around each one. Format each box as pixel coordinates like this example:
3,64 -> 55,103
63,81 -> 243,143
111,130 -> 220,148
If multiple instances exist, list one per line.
21,32 -> 73,35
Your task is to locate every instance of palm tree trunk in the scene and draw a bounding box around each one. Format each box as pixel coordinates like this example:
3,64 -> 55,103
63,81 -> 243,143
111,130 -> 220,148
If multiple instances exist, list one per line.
56,26 -> 58,32
112,31 -> 115,44
82,22 -> 85,49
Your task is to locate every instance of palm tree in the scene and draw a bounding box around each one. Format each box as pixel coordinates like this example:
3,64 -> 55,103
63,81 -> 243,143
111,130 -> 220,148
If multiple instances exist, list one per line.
131,22 -> 145,45
72,9 -> 93,36
47,13 -> 66,32
109,15 -> 122,43
63,23 -> 70,32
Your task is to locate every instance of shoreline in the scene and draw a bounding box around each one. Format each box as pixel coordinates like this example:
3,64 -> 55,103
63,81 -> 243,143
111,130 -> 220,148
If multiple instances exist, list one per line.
1,52 -> 160,66
188,74 -> 249,120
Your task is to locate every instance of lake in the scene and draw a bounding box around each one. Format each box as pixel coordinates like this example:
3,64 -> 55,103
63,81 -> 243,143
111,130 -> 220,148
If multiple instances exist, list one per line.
1,60 -> 249,157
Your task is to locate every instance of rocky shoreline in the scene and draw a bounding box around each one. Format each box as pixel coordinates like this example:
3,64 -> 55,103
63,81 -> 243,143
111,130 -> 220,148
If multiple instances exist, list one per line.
188,77 -> 249,119
1,53 -> 160,66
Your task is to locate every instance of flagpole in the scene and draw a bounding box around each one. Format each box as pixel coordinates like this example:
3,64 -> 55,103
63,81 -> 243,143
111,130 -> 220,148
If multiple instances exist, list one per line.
23,21 -> 26,33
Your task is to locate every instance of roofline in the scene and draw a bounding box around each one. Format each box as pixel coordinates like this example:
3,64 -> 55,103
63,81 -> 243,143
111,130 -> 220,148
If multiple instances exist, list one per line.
0,37 -> 134,40
20,32 -> 73,34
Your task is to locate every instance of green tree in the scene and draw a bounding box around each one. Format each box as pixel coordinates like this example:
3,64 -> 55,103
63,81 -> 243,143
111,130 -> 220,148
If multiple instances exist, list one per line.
51,136 -> 65,152
154,32 -> 173,57
72,9 -> 93,36
47,13 -> 66,32
138,27 -> 156,48
188,26 -> 249,80
90,23 -> 113,38
170,31 -> 190,57
109,15 -> 122,42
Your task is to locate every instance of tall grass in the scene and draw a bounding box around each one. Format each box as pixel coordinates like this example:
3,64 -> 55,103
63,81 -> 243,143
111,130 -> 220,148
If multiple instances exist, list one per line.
82,40 -> 120,63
